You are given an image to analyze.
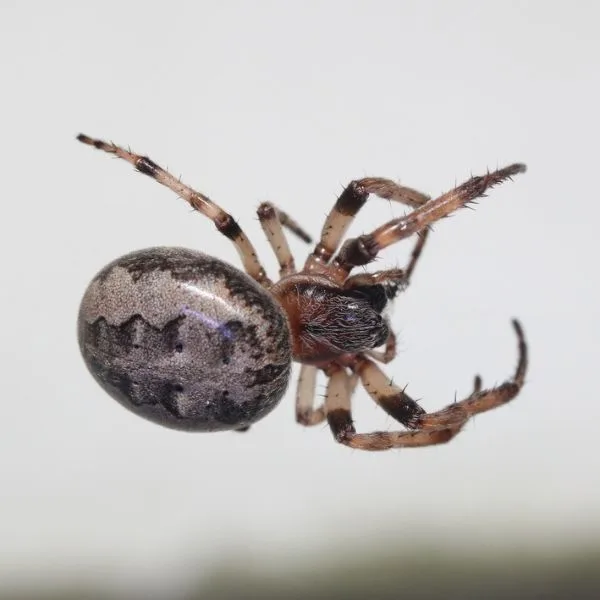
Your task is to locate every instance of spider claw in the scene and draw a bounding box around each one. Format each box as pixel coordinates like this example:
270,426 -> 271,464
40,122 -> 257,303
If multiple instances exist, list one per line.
511,318 -> 524,337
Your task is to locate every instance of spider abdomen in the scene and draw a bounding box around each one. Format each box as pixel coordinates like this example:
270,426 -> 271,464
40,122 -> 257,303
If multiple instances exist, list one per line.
78,247 -> 292,431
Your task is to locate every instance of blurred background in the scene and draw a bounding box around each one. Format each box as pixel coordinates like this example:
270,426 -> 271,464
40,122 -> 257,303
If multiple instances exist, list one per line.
1,1 -> 599,598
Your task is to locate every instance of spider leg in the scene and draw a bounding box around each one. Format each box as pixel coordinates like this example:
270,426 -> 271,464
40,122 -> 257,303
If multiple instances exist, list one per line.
257,202 -> 312,278
403,227 -> 429,283
415,320 -> 527,429
331,163 -> 526,279
305,178 -> 430,271
327,320 -> 526,451
343,268 -> 406,289
295,365 -> 326,426
325,365 -> 463,451
276,207 -> 313,244
352,355 -> 464,429
77,133 -> 272,287
365,330 -> 397,364
343,227 -> 430,292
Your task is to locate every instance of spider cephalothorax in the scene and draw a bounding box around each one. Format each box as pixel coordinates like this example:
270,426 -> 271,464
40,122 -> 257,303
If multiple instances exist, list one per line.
269,277 -> 391,362
77,133 -> 528,451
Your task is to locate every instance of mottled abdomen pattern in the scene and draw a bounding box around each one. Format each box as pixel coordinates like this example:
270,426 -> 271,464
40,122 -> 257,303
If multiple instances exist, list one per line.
78,247 -> 292,431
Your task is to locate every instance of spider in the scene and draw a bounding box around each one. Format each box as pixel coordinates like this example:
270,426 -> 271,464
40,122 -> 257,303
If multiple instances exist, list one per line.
77,133 -> 528,451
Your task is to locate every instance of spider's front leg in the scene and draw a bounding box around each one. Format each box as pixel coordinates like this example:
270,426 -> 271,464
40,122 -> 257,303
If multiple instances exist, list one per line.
343,227 -> 430,295
332,163 -> 526,278
305,177 -> 430,272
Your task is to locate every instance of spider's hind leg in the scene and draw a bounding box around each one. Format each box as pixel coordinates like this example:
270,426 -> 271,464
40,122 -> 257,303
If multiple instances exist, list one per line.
77,133 -> 272,287
295,365 -> 326,426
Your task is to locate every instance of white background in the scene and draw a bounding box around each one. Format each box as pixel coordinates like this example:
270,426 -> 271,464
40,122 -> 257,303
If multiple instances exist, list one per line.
1,1 -> 598,594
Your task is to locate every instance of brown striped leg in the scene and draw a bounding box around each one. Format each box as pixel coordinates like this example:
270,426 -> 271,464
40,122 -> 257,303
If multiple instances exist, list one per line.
331,164 -> 526,278
257,202 -> 296,277
295,365 -> 325,426
305,178 -> 430,272
415,320 -> 527,429
343,268 -> 406,289
325,365 -> 464,451
257,202 -> 312,278
403,227 -> 429,282
343,226 -> 430,293
77,133 -> 271,286
276,207 -> 312,244
353,355 -> 434,428
365,330 -> 397,364
326,320 -> 527,450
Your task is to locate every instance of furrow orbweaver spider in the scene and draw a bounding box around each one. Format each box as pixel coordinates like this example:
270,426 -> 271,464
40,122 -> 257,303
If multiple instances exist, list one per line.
77,133 -> 528,451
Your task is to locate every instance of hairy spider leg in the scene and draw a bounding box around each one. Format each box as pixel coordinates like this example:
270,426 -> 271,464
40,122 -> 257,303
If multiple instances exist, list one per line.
364,330 -> 397,364
343,226 -> 429,292
414,319 -> 527,425
332,164 -> 526,279
77,133 -> 272,286
257,202 -> 312,278
324,320 -> 526,451
325,365 -> 464,451
305,177 -> 431,272
295,364 -> 326,426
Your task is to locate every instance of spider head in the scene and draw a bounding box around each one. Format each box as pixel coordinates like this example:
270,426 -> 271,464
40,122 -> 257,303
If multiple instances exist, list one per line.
302,285 -> 390,355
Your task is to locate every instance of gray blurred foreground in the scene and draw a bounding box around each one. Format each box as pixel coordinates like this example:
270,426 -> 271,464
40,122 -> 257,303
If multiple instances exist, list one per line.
3,543 -> 599,600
